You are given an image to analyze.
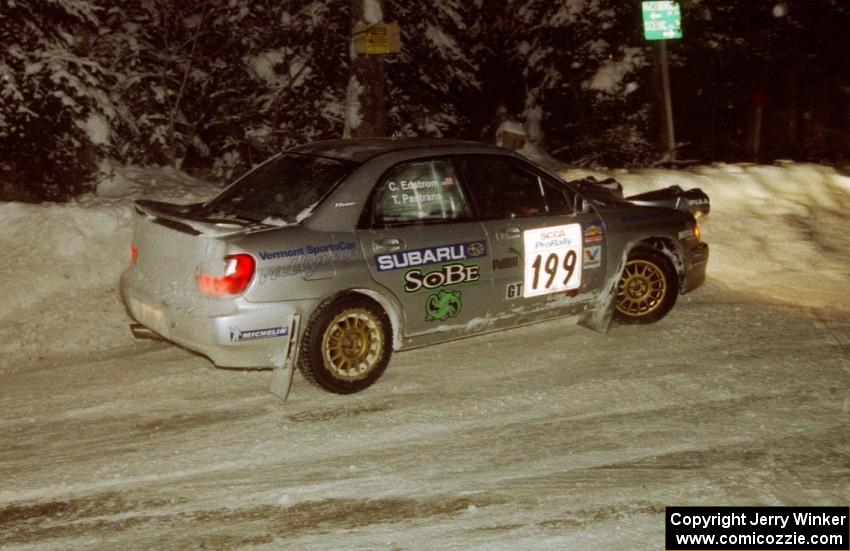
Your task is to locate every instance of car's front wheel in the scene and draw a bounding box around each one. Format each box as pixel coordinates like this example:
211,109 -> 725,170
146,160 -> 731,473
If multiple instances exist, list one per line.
614,247 -> 678,324
298,296 -> 392,394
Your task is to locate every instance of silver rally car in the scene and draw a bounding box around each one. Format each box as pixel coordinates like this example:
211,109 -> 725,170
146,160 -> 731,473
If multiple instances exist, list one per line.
121,139 -> 709,394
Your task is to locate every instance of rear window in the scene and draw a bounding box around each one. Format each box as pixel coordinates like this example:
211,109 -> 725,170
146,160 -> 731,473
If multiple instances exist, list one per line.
206,154 -> 354,222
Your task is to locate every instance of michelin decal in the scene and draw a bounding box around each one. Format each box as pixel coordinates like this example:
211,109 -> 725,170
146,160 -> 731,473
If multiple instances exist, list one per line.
230,326 -> 288,342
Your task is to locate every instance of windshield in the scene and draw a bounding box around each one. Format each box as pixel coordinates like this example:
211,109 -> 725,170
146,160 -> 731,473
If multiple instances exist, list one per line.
206,154 -> 354,222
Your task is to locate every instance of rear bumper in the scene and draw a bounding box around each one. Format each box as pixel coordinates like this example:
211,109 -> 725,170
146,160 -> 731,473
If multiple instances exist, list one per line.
682,241 -> 709,294
120,268 -> 311,368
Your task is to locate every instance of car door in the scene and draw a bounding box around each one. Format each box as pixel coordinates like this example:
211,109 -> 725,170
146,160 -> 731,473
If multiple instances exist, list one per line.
357,158 -> 493,339
454,155 -> 607,319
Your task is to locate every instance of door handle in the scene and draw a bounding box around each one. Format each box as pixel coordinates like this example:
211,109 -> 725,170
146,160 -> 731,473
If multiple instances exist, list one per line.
373,237 -> 404,253
496,226 -> 521,240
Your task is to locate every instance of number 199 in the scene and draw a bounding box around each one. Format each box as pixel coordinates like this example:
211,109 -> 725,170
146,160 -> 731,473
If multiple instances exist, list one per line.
531,250 -> 577,290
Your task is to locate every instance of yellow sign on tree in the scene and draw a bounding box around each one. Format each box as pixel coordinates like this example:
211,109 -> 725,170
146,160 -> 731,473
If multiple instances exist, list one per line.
353,22 -> 401,54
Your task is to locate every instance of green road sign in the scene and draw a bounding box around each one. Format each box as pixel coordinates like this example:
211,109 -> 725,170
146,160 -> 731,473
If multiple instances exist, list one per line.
642,1 -> 682,40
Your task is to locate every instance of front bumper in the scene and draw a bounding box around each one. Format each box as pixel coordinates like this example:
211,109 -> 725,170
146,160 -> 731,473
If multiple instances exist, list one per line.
120,268 -> 312,368
682,241 -> 709,294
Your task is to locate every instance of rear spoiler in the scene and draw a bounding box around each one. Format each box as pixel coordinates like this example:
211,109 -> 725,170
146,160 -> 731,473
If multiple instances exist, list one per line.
567,177 -> 710,219
134,200 -> 249,237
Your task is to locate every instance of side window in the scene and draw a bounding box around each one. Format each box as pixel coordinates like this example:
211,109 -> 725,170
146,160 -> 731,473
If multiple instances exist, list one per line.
456,156 -> 574,219
373,159 -> 472,225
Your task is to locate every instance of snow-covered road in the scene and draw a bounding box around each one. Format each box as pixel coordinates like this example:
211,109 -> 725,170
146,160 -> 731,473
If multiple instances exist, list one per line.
2,286 -> 848,550
1,162 -> 848,549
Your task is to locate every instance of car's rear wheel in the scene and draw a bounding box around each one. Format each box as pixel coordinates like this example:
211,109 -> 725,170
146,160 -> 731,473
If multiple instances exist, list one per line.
299,296 -> 392,394
614,247 -> 678,324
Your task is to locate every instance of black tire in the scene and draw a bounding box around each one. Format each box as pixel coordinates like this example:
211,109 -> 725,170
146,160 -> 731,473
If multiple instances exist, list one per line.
613,247 -> 678,324
298,295 -> 392,394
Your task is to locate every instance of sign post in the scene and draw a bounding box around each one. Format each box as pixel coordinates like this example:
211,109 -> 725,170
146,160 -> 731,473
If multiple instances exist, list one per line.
642,1 -> 682,161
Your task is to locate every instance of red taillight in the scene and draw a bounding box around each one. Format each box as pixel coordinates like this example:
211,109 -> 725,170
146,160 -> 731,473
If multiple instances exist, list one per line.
130,245 -> 138,264
198,254 -> 256,297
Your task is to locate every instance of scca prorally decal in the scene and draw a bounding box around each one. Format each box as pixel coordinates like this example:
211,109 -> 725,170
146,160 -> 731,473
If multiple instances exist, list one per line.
259,241 -> 356,261
376,241 -> 486,272
425,289 -> 462,322
529,227 -> 579,252
404,263 -> 480,293
230,326 -> 288,342
493,256 -> 519,270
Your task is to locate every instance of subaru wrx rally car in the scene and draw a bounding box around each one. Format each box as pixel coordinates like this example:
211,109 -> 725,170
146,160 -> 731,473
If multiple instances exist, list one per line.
121,139 -> 709,394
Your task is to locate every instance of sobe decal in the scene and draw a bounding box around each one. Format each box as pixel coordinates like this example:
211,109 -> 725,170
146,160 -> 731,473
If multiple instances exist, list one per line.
522,223 -> 583,298
375,241 -> 487,272
403,263 -> 480,293
425,290 -> 462,322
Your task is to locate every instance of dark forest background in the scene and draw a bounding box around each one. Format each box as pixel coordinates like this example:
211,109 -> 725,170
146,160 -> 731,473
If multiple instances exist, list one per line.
2,0 -> 850,201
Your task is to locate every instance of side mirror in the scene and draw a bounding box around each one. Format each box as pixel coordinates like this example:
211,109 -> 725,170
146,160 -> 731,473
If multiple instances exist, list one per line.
574,193 -> 592,214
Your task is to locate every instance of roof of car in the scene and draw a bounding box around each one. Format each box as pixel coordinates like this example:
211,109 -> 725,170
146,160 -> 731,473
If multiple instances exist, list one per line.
288,138 -> 511,164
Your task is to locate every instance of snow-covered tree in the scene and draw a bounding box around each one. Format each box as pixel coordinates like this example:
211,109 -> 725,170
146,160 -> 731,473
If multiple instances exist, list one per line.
0,0 -> 117,199
95,0 -> 349,178
384,0 -> 480,137
475,0 -> 655,165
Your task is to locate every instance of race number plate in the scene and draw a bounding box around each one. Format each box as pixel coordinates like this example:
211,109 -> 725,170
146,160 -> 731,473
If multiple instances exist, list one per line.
522,224 -> 583,298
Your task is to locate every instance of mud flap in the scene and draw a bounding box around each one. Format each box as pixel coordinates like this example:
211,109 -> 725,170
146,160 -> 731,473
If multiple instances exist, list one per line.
270,314 -> 301,401
578,253 -> 626,333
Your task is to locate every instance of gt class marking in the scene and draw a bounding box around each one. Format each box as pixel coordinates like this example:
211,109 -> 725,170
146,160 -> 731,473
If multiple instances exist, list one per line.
375,241 -> 487,272
505,282 -> 524,299
523,224 -> 582,298
404,263 -> 480,293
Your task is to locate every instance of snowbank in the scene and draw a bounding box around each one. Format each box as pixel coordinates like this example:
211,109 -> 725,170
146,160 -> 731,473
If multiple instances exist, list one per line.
0,166 -> 219,368
561,163 -> 850,313
1,161 -> 848,368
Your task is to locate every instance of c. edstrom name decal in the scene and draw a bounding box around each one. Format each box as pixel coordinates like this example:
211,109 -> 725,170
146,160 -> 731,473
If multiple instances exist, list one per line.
230,326 -> 288,342
376,241 -> 486,272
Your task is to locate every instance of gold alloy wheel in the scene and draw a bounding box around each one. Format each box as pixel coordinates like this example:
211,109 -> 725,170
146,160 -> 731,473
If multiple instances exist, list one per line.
321,308 -> 384,381
615,259 -> 667,317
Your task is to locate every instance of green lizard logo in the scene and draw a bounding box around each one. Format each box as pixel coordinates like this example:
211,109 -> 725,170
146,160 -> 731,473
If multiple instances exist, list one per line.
425,289 -> 462,322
